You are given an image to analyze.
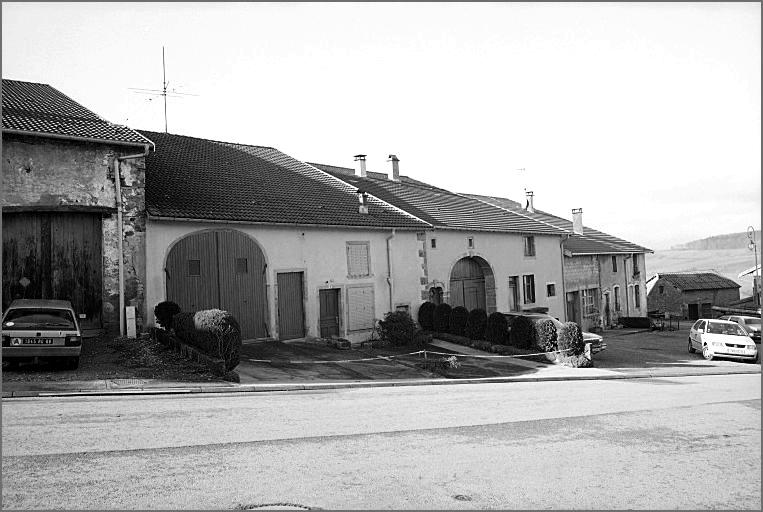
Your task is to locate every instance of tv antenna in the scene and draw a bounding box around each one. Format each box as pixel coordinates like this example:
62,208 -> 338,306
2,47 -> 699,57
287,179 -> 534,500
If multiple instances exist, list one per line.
128,46 -> 198,133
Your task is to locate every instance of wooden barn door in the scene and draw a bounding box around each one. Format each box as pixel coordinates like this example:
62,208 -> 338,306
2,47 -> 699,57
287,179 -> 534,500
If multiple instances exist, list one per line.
2,212 -> 103,328
319,288 -> 340,338
277,272 -> 305,340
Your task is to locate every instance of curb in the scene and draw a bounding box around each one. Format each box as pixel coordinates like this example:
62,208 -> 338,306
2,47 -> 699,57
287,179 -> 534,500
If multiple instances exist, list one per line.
2,367 -> 759,398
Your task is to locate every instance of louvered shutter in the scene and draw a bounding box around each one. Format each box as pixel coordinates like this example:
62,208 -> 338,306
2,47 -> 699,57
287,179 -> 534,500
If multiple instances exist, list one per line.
347,285 -> 375,330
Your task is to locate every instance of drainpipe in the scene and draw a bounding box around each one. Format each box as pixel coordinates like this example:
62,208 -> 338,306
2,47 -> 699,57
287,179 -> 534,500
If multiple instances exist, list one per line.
560,234 -> 569,321
386,229 -> 396,311
114,144 -> 151,336
623,255 -> 631,317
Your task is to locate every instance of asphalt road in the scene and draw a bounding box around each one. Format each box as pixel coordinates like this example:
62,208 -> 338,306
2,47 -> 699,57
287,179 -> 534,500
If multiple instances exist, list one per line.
2,374 -> 760,509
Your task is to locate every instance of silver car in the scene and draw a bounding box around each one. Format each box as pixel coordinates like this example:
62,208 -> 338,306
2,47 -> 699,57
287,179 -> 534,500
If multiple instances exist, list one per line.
2,299 -> 82,369
717,315 -> 761,344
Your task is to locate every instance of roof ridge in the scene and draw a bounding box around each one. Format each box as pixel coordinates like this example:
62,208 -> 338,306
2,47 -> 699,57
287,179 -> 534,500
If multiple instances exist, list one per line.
138,129 -> 276,151
465,193 -> 568,234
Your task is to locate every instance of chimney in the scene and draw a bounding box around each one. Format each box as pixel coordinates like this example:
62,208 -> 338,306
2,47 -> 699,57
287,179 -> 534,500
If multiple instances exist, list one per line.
525,190 -> 535,213
354,154 -> 367,177
572,208 -> 583,235
387,154 -> 400,181
356,189 -> 369,214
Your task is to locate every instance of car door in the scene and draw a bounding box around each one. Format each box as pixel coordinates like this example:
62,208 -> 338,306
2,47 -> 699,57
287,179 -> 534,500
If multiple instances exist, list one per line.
690,320 -> 705,349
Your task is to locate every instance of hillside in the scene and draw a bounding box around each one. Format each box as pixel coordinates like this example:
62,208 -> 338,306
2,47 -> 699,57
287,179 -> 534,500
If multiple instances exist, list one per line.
671,231 -> 758,250
646,248 -> 758,298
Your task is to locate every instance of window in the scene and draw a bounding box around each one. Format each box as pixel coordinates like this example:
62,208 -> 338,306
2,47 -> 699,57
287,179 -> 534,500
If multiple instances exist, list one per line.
613,285 -> 621,311
659,285 -> 664,294
508,276 -> 520,311
612,256 -> 618,272
395,304 -> 410,314
582,288 -> 598,316
235,258 -> 248,274
523,275 -> 536,304
546,283 -> 556,297
347,285 -> 375,330
524,236 -> 536,257
467,237 -> 474,249
430,238 -> 437,249
346,241 -> 371,278
634,285 -> 640,307
188,259 -> 201,276
632,254 -> 640,275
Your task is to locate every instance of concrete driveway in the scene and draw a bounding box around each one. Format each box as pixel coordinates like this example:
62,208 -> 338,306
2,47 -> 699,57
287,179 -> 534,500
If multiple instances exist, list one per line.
594,326 -> 761,375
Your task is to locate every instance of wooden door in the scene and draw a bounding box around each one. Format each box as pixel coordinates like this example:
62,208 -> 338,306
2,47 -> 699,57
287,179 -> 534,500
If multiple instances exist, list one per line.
688,303 -> 700,320
277,272 -> 305,340
566,291 -> 580,325
449,280 -> 465,308
319,289 -> 340,338
165,231 -> 219,312
2,212 -> 103,328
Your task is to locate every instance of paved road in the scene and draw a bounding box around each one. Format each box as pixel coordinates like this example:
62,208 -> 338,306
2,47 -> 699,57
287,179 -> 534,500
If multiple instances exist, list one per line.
2,374 -> 760,509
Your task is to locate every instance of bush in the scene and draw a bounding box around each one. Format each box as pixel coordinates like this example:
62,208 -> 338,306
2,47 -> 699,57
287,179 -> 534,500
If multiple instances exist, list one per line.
449,306 -> 469,336
154,301 -> 181,329
536,319 -> 558,352
172,309 -> 242,370
557,321 -> 585,356
471,340 -> 493,352
509,315 -> 536,349
378,310 -> 418,346
417,301 -> 436,330
558,353 -> 592,368
485,312 -> 509,345
465,308 -> 488,340
433,303 -> 452,333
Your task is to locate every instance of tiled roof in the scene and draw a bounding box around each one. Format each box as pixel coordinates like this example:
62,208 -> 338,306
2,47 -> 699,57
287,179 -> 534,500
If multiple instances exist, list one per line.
140,131 -> 429,230
467,193 -> 652,254
658,272 -> 741,291
311,163 -> 564,236
2,79 -> 152,147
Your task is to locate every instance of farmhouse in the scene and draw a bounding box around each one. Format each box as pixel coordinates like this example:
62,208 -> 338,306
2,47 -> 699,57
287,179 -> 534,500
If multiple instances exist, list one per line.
646,272 -> 741,320
2,79 -> 154,335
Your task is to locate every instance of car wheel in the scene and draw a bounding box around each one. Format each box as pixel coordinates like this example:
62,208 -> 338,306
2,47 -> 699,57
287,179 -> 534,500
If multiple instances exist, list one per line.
688,339 -> 696,353
702,345 -> 713,361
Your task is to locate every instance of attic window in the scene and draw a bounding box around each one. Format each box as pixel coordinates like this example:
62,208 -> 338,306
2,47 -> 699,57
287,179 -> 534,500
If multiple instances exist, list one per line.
467,237 -> 474,249
431,238 -> 437,249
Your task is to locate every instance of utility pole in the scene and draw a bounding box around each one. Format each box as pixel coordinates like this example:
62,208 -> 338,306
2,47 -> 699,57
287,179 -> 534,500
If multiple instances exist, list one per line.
747,226 -> 760,307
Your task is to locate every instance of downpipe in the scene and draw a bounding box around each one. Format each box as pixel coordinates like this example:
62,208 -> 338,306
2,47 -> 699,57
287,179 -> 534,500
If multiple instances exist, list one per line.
386,229 -> 396,311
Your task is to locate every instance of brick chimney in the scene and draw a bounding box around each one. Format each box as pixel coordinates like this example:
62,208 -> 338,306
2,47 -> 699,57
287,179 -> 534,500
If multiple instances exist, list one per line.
354,154 -> 367,177
525,191 -> 535,213
387,154 -> 400,181
572,208 -> 583,235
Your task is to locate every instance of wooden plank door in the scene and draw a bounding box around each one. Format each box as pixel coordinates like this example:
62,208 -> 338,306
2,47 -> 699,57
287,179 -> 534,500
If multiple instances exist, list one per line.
319,289 -> 340,338
277,272 -> 305,340
449,280 -> 465,308
165,231 -> 219,312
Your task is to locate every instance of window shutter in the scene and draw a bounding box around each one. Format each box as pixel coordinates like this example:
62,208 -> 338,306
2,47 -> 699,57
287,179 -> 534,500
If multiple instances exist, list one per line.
348,285 -> 375,330
347,242 -> 370,277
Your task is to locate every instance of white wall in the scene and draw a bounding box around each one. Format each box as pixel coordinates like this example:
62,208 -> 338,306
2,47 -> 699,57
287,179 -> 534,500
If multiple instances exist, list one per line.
146,219 -> 423,343
424,230 -> 566,319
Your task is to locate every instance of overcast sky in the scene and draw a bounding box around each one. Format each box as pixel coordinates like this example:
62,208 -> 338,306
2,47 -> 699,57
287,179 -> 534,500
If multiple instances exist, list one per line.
3,2 -> 760,250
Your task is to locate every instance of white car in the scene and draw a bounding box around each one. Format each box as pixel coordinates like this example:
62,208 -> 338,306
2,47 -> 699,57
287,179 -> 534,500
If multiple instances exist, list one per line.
688,319 -> 759,363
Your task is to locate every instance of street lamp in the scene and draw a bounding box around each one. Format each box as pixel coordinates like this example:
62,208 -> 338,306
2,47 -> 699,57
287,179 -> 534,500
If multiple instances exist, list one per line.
748,226 -> 760,307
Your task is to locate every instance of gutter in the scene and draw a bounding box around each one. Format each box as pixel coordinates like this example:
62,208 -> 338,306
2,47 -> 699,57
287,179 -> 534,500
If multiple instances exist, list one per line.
2,128 -> 156,151
146,214 -> 426,231
114,143 -> 152,336
386,229 -> 396,311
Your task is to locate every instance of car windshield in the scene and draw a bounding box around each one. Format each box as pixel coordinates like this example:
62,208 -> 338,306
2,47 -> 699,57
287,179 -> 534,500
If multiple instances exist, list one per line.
2,309 -> 76,330
742,318 -> 761,326
706,322 -> 746,336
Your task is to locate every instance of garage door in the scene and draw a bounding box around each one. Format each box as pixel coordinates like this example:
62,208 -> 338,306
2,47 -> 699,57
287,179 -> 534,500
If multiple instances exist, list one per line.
2,212 -> 103,328
165,229 -> 267,340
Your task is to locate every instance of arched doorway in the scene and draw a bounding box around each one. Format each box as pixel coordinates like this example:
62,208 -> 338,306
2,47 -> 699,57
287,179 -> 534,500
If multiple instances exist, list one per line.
165,229 -> 268,340
449,256 -> 495,312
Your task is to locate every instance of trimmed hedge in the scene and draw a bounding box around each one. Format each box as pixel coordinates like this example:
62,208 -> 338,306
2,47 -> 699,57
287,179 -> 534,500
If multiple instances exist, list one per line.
465,308 -> 488,340
154,301 -> 180,329
557,321 -> 585,356
509,315 -> 536,349
449,306 -> 469,336
417,301 -> 436,330
536,319 -> 558,352
485,312 -> 509,345
172,309 -> 242,370
378,310 -> 418,346
433,303 -> 452,333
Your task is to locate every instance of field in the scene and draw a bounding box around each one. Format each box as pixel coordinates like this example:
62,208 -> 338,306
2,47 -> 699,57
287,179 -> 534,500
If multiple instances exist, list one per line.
646,248 -> 759,298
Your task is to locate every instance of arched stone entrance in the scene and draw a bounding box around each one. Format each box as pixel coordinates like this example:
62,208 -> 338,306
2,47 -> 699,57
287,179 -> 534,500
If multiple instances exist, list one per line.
165,229 -> 268,340
449,256 -> 496,312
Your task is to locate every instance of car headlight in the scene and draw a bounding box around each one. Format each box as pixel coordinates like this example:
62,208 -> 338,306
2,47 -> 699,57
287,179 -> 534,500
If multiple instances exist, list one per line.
711,342 -> 723,347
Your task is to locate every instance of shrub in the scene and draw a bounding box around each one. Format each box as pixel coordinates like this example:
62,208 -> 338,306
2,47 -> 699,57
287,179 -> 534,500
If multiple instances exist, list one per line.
449,306 -> 469,336
378,310 -> 418,346
413,329 -> 433,347
433,303 -> 452,333
465,308 -> 488,340
471,340 -> 493,352
509,315 -> 536,349
172,309 -> 242,370
154,301 -> 181,329
536,319 -> 558,352
558,353 -> 592,368
417,301 -> 436,330
557,321 -> 585,356
485,312 -> 509,345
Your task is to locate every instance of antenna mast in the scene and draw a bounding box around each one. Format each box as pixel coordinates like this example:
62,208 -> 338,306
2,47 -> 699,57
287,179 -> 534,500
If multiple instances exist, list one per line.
162,46 -> 168,133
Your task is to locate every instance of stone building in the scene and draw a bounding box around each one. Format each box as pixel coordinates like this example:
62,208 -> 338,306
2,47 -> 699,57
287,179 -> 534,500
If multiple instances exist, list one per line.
646,272 -> 741,320
2,79 -> 154,335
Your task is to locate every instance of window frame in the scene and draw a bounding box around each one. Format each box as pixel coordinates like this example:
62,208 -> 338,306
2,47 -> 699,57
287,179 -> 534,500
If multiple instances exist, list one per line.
523,236 -> 536,257
612,256 -> 618,272
467,236 -> 474,249
523,274 -> 536,304
346,241 -> 372,278
546,282 -> 556,298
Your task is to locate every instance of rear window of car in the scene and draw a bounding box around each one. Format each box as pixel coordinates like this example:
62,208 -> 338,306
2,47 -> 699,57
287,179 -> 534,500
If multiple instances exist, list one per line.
706,322 -> 746,336
743,318 -> 761,326
2,309 -> 77,330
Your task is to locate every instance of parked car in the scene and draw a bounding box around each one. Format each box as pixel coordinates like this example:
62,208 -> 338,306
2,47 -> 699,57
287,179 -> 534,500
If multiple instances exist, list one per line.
1,299 -> 82,369
503,312 -> 606,354
688,318 -> 759,363
717,315 -> 761,344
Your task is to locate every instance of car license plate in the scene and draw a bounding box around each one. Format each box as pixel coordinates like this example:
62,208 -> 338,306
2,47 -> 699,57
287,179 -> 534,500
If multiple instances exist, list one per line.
22,338 -> 54,345
728,348 -> 745,354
